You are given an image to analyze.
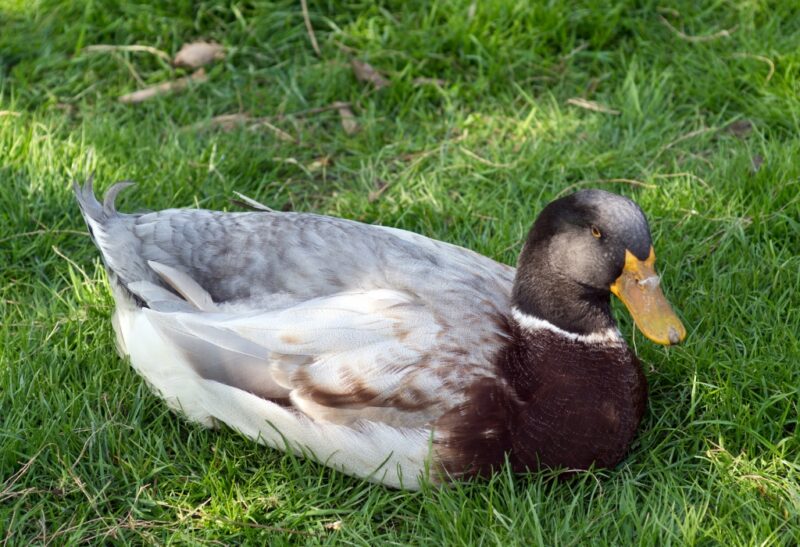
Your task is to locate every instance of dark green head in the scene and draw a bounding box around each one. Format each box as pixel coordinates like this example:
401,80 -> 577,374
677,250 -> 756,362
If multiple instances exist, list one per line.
512,190 -> 685,345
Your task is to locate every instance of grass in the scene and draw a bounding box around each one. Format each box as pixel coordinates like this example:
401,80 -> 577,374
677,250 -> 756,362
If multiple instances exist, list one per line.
1,0 -> 799,543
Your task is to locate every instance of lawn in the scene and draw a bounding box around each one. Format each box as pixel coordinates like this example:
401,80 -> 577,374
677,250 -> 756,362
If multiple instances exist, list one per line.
1,0 -> 799,544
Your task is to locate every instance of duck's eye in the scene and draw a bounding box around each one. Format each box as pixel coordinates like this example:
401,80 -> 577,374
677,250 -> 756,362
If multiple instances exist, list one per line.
591,225 -> 602,239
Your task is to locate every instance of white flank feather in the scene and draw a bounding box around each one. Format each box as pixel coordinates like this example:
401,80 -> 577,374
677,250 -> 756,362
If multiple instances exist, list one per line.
114,300 -> 435,488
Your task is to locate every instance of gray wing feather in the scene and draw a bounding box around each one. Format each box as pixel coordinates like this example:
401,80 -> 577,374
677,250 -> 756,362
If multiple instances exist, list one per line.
148,261 -> 217,311
127,281 -> 194,312
144,309 -> 290,400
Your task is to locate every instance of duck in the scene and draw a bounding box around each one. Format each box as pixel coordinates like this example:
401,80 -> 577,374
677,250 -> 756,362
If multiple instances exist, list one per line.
74,179 -> 686,489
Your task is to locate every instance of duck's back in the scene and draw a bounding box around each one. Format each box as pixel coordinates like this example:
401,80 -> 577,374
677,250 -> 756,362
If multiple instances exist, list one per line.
84,189 -> 513,310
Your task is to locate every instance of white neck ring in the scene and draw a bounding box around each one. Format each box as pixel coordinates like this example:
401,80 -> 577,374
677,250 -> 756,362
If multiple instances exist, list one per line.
511,307 -> 623,345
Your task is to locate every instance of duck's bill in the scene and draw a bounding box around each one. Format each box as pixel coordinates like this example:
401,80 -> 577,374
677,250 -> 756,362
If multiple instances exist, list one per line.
610,247 -> 686,346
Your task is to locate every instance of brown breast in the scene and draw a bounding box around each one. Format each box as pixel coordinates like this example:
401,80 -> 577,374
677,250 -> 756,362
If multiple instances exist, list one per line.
434,320 -> 647,478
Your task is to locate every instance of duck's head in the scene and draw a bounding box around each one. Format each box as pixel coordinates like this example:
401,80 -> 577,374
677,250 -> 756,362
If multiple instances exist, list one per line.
512,189 -> 686,345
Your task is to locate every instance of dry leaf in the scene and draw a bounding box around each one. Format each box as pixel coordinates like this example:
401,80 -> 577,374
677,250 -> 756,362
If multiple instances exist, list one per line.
726,119 -> 753,138
173,42 -> 225,69
119,69 -> 207,104
307,156 -> 332,172
0,110 -> 21,117
368,178 -> 390,202
566,97 -> 620,115
413,77 -> 446,87
324,521 -> 342,531
351,59 -> 390,89
336,103 -> 359,134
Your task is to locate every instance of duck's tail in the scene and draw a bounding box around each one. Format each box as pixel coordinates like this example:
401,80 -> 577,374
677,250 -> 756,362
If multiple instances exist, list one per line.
73,176 -> 151,308
73,175 -> 134,246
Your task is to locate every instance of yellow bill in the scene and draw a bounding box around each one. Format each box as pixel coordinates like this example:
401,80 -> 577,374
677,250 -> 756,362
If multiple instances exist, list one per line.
610,247 -> 686,345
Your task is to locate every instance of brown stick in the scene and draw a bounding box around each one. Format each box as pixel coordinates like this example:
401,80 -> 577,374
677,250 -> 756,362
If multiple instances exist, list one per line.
659,15 -> 737,43
118,69 -> 207,104
566,97 -> 620,115
732,53 -> 775,82
300,0 -> 321,56
84,44 -> 171,62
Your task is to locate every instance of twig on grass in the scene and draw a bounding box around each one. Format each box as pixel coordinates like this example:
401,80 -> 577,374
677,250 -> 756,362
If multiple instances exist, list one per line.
183,113 -> 294,142
566,97 -> 620,115
300,0 -> 321,56
413,77 -> 446,87
0,445 -> 51,502
118,69 -> 206,104
52,245 -> 93,284
284,102 -> 352,119
368,178 -> 391,202
252,118 -> 297,142
459,147 -> 515,168
658,15 -> 737,43
83,44 -> 172,62
732,53 -> 775,83
677,150 -> 714,168
0,228 -> 86,244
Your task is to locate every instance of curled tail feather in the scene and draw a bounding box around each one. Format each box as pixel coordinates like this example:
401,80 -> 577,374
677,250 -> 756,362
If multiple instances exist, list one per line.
74,176 -> 148,308
73,175 -> 135,230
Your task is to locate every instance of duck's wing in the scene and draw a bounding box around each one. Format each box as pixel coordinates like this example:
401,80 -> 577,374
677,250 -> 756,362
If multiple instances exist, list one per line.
115,280 -> 443,488
133,274 -> 492,430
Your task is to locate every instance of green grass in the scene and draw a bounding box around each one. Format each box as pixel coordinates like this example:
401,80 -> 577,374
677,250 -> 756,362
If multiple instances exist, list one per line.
1,0 -> 799,543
